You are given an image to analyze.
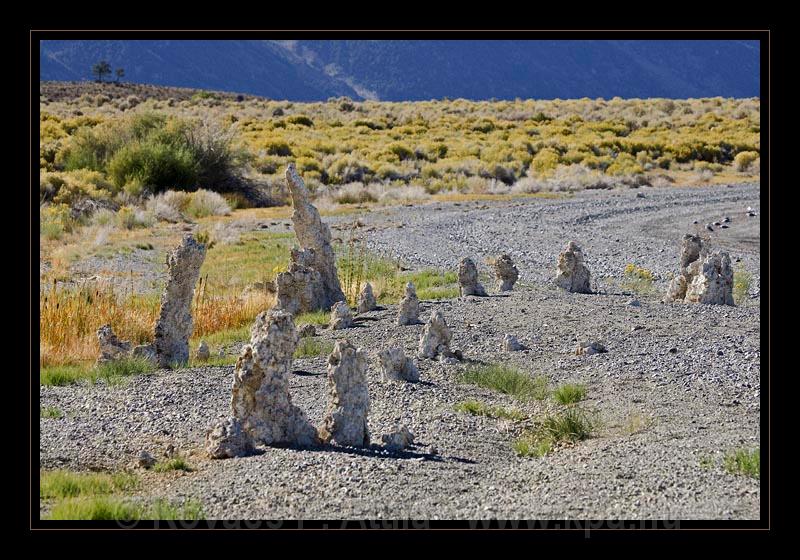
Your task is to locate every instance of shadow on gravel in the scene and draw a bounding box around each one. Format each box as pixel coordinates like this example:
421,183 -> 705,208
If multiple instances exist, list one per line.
312,444 -> 477,465
292,370 -> 324,377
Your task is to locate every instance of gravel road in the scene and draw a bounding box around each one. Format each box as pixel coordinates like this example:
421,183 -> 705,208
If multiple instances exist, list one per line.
39,184 -> 761,520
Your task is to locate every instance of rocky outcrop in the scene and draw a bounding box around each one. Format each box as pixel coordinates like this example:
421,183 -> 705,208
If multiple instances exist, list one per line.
330,301 -> 354,330
493,254 -> 519,291
275,163 -> 345,314
228,310 -> 318,449
418,310 -> 455,360
357,282 -> 377,313
96,324 -> 131,363
458,257 -> 488,296
378,347 -> 419,382
397,282 -> 420,326
555,241 -> 591,293
319,340 -> 370,447
205,416 -> 254,459
664,235 -> 734,305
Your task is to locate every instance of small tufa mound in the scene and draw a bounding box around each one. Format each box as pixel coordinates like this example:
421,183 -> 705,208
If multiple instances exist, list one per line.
555,241 -> 591,293
685,251 -> 735,305
357,282 -> 377,313
196,341 -> 210,361
378,347 -> 420,382
418,310 -> 455,360
502,334 -> 526,351
576,341 -> 607,355
329,301 -> 354,330
135,450 -> 156,469
396,282 -> 420,326
493,254 -> 519,291
319,340 -> 371,447
664,235 -> 734,305
96,324 -> 131,364
382,426 -> 415,452
205,416 -> 254,459
458,257 -> 488,296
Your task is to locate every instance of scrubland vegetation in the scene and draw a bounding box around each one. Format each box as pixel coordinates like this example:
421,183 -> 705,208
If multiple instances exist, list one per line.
38,84 -> 760,372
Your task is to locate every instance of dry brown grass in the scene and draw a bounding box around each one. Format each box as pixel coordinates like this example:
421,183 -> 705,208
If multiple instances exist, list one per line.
40,280 -> 274,368
40,282 -> 159,367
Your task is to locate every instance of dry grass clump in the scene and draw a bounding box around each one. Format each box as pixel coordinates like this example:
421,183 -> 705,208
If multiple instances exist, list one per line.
145,189 -> 231,222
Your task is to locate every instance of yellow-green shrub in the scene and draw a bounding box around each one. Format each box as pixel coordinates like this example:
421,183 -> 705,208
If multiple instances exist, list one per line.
606,153 -> 644,176
529,148 -> 561,177
734,151 -> 759,172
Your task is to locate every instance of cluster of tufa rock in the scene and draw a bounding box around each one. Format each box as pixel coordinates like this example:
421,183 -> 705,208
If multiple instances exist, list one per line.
205,310 -> 318,458
664,234 -> 734,305
274,163 -> 346,315
96,234 -> 206,368
458,257 -> 488,296
555,241 -> 591,293
205,311 -> 375,458
492,254 -> 519,291
397,282 -> 420,326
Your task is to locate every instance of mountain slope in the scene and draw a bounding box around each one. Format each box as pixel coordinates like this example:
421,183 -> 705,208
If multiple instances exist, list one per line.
39,39 -> 760,101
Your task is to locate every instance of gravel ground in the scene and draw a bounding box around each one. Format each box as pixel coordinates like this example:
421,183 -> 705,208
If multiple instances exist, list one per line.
365,183 -> 760,297
39,183 -> 761,520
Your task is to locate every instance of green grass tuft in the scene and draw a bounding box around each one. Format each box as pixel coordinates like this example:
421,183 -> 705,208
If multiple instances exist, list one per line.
454,400 -> 526,421
40,406 -> 63,419
460,364 -> 549,401
514,407 -> 596,457
46,497 -> 204,520
40,356 -> 156,387
723,448 -> 760,479
552,383 -> 587,405
40,470 -> 139,499
294,338 -> 335,359
153,457 -> 192,473
733,266 -> 752,305
296,310 -> 330,327
40,469 -> 203,520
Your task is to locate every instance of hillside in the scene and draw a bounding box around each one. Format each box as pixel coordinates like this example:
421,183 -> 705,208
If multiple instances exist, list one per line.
39,39 -> 761,101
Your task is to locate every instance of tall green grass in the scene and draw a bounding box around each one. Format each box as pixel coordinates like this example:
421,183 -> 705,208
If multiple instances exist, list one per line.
460,364 -> 549,401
